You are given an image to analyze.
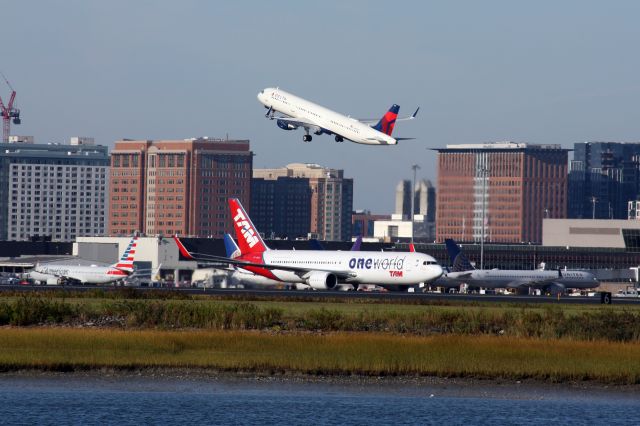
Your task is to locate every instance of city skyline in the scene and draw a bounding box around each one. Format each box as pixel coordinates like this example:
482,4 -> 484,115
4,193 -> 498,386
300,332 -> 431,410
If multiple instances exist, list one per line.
3,1 -> 640,213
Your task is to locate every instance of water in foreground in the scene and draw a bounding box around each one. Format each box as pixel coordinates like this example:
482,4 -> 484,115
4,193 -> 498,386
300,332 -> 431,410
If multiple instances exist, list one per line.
1,373 -> 639,425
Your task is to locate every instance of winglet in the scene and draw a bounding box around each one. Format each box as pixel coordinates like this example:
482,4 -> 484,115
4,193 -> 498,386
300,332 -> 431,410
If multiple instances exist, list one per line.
351,235 -> 362,251
411,107 -> 420,119
173,235 -> 195,260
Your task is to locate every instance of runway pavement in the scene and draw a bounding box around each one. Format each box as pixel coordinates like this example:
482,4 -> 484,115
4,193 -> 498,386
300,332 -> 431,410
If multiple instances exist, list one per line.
1,284 -> 638,305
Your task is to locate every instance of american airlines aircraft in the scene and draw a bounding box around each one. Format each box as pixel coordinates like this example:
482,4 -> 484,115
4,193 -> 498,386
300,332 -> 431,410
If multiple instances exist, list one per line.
175,199 -> 443,290
29,236 -> 139,285
257,87 -> 419,145
442,239 -> 599,294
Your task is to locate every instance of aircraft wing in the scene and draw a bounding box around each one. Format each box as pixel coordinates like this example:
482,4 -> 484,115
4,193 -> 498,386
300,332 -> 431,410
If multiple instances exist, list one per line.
358,107 -> 420,125
273,116 -> 321,129
186,253 -> 356,280
443,271 -> 473,280
505,278 -> 558,289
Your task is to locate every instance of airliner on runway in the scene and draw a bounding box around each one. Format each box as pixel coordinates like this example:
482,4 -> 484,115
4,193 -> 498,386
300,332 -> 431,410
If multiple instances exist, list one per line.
443,239 -> 599,294
257,87 -> 418,145
174,199 -> 443,290
29,236 -> 139,285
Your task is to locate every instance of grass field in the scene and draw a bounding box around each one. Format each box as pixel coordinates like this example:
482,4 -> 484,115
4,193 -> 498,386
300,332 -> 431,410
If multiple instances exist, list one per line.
1,328 -> 639,384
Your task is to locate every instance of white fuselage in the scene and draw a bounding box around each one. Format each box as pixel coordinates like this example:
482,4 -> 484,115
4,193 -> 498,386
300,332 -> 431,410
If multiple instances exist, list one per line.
445,269 -> 599,290
33,264 -> 127,285
257,88 -> 397,145
243,250 -> 443,287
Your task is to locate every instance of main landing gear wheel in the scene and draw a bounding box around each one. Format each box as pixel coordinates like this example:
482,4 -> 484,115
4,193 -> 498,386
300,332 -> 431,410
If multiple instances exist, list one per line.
303,134 -> 312,142
335,136 -> 344,142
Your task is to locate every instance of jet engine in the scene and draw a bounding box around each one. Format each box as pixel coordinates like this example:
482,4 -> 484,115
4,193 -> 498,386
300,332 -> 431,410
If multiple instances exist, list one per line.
545,283 -> 566,295
305,271 -> 338,290
277,119 -> 297,130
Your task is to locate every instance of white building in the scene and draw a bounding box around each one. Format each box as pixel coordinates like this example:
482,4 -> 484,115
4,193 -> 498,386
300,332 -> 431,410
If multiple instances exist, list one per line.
1,138 -> 109,241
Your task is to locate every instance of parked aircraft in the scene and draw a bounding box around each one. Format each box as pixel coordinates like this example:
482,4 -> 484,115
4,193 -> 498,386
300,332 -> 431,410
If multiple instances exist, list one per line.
175,199 -> 443,290
443,239 -> 599,294
257,87 -> 418,145
29,236 -> 139,285
178,234 -> 365,291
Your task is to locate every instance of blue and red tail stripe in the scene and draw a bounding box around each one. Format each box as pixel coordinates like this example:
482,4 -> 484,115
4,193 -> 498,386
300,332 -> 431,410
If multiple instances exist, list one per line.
373,104 -> 400,136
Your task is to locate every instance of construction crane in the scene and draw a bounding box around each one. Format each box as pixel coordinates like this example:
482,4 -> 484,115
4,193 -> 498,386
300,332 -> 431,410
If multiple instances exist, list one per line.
0,72 -> 21,143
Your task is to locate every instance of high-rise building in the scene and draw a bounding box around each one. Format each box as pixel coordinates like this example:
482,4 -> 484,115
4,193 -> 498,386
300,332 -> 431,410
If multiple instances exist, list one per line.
0,138 -> 109,241
108,138 -> 252,237
568,142 -> 640,219
414,179 -> 436,221
435,142 -> 569,244
395,180 -> 412,219
391,179 -> 437,241
395,179 -> 436,219
251,176 -> 311,239
253,163 -> 353,241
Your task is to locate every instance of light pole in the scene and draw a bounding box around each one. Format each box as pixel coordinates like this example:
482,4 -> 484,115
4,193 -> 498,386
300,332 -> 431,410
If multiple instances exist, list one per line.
591,196 -> 597,219
411,164 -> 420,243
480,167 -> 488,270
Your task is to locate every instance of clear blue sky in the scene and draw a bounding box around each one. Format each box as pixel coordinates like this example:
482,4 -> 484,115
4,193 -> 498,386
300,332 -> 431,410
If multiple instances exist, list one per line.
3,1 -> 640,213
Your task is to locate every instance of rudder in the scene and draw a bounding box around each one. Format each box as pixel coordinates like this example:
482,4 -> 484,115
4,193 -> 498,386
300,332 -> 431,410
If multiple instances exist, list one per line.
372,104 -> 400,136
229,198 -> 268,254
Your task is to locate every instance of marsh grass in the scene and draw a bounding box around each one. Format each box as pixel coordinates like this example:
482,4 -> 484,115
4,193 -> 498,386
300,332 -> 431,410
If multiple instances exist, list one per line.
2,295 -> 640,342
0,328 -> 639,384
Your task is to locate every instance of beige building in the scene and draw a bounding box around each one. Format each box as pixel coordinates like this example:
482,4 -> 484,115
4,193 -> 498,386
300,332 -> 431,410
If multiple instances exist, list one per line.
254,163 -> 353,241
542,218 -> 640,248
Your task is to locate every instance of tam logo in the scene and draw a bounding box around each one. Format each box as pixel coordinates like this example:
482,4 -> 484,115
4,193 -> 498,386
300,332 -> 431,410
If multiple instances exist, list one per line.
233,208 -> 259,248
389,270 -> 403,277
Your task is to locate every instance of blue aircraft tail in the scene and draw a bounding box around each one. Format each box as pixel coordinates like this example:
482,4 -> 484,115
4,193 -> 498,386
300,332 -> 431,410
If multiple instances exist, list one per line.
223,234 -> 242,259
444,239 -> 475,272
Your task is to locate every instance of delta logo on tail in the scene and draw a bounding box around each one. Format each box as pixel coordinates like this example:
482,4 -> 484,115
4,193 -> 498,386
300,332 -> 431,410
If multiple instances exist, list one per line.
373,104 -> 399,136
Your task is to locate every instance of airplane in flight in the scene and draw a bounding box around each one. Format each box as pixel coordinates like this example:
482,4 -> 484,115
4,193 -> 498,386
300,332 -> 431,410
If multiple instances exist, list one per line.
257,87 -> 419,145
174,198 -> 443,291
442,239 -> 599,294
29,236 -> 139,285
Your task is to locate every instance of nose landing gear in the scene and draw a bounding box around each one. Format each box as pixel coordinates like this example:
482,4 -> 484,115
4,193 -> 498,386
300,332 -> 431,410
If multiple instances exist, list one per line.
303,134 -> 312,142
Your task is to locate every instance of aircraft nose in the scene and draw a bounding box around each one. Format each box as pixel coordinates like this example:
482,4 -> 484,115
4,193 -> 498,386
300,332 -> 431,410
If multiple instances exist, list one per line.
433,265 -> 444,279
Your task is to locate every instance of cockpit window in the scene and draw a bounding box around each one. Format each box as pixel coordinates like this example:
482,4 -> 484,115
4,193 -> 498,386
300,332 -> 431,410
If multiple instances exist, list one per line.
423,261 -> 438,265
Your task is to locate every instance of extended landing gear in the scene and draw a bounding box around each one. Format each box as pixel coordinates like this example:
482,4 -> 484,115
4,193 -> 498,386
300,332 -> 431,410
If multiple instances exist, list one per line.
303,134 -> 312,142
265,106 -> 274,118
335,136 -> 344,142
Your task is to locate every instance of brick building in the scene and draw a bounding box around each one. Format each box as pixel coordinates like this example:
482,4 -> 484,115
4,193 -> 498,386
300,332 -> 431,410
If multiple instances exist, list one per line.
109,138 -> 252,237
435,142 -> 568,244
